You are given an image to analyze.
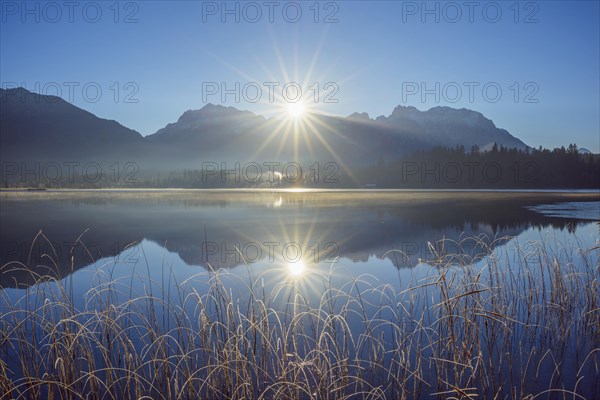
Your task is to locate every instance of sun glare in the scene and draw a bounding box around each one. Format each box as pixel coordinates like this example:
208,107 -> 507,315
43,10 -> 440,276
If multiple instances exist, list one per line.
286,101 -> 305,119
287,260 -> 306,277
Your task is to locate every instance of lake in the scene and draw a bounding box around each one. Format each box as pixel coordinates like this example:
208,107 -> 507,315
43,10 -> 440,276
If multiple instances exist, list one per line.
1,190 -> 599,399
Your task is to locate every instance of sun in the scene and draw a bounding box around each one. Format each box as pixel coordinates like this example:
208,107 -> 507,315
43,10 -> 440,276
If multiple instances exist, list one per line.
287,259 -> 306,277
286,101 -> 305,119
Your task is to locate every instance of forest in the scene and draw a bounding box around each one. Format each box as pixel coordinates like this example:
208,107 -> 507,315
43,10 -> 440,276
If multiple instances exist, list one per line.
3,144 -> 598,189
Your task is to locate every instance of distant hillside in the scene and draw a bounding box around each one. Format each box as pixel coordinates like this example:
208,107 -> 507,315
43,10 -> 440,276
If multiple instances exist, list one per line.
0,88 -> 143,164
1,87 -> 529,173
375,105 -> 528,151
147,104 -> 528,168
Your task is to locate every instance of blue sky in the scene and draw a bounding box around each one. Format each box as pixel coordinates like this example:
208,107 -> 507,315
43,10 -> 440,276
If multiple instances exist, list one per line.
1,1 -> 599,151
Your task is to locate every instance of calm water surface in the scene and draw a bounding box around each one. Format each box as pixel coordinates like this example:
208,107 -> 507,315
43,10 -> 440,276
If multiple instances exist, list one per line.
1,190 -> 598,283
1,190 -> 599,398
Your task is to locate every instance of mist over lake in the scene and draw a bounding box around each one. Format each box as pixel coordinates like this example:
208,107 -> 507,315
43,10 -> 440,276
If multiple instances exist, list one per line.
2,190 -> 598,283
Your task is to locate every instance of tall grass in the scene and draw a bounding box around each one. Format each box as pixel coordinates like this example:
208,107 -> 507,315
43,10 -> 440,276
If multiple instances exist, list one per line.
0,234 -> 598,399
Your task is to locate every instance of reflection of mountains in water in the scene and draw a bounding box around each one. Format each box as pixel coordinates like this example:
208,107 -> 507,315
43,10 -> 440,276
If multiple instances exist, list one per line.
1,191 -> 597,287
525,201 -> 600,220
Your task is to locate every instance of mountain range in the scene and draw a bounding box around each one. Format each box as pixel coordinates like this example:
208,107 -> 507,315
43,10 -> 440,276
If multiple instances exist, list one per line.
1,87 -> 529,173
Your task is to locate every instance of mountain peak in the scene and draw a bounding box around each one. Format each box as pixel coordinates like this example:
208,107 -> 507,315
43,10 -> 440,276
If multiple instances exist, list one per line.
347,112 -> 371,121
376,104 -> 527,150
390,105 -> 420,117
176,103 -> 245,123
1,87 -> 142,164
150,103 -> 265,141
1,86 -> 65,105
201,103 -> 230,112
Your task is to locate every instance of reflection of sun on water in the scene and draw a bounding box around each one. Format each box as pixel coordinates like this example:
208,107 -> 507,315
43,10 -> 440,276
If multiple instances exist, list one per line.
287,260 -> 306,277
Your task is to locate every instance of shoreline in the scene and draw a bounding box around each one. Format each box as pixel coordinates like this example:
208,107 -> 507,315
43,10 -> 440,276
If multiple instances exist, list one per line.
2,187 -> 600,194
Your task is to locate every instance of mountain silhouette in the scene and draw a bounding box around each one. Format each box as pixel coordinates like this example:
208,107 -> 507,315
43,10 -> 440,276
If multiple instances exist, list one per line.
1,87 -> 529,172
1,87 -> 143,165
